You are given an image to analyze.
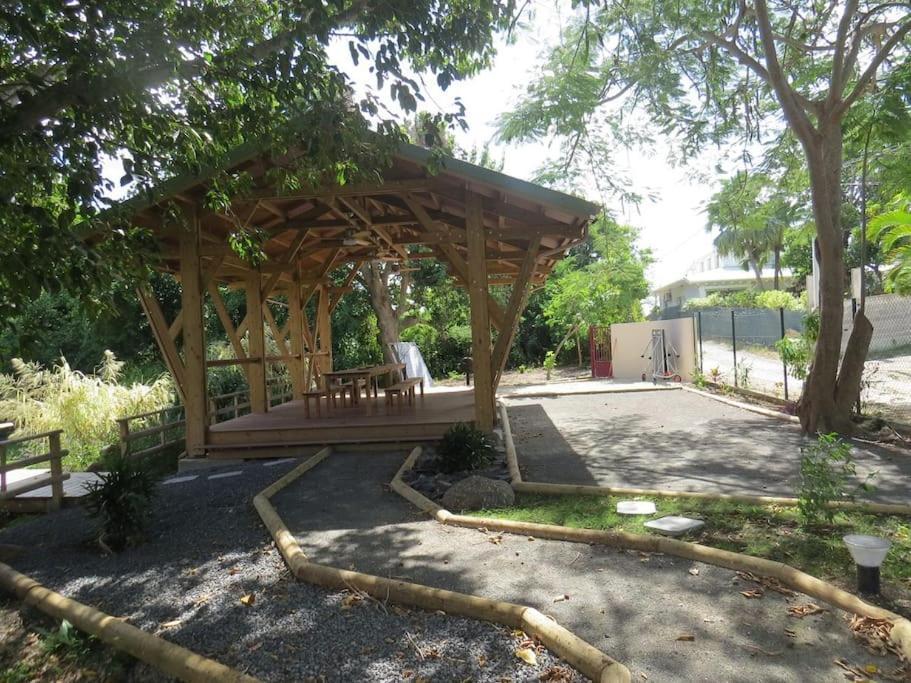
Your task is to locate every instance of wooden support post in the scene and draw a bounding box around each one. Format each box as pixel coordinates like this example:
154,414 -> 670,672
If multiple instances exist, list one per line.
315,284 -> 332,381
466,191 -> 495,431
246,272 -> 269,414
491,237 -> 540,392
179,207 -> 208,456
48,431 -> 63,511
288,271 -> 307,398
137,286 -> 187,403
117,418 -> 130,457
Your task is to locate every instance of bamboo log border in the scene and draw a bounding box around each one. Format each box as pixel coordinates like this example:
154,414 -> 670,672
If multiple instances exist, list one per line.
498,401 -> 911,516
390,442 -> 911,663
253,447 -> 631,683
0,562 -> 259,683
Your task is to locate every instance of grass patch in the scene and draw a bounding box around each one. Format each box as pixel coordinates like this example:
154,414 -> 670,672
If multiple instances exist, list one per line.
472,493 -> 911,609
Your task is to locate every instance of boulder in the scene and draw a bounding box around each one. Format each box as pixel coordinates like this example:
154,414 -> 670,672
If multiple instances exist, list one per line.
441,475 -> 515,511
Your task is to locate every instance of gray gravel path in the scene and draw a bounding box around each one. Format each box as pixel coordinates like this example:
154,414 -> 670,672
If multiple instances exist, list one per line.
506,389 -> 911,503
273,451 -> 902,683
0,459 -> 579,682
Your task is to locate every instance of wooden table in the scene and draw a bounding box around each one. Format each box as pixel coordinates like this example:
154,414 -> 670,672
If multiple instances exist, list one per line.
323,363 -> 406,405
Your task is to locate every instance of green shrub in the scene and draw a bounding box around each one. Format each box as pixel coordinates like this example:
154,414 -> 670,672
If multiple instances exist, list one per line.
437,422 -> 496,473
543,351 -> 557,380
755,289 -> 803,311
85,452 -> 159,551
797,433 -> 874,527
775,336 -> 812,380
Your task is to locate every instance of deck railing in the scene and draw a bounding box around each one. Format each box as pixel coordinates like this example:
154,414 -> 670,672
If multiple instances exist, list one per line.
0,430 -> 68,509
116,378 -> 294,458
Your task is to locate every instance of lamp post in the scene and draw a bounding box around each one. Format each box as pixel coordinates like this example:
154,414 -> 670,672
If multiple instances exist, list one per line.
843,534 -> 891,595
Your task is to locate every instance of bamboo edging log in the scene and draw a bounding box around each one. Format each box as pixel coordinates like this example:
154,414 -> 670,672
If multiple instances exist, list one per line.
395,430 -> 911,662
254,447 -> 630,683
0,563 -> 258,683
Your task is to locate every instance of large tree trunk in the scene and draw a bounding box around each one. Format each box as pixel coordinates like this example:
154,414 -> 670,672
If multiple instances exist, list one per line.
796,122 -> 872,434
750,257 -> 765,290
362,262 -> 402,370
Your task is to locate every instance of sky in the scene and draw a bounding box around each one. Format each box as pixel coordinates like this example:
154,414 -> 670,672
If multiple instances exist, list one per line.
326,4 -> 720,290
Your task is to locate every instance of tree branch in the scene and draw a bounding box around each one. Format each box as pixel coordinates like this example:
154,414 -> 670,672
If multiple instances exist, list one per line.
0,2 -> 370,142
839,19 -> 911,115
830,0 -> 860,99
753,0 -> 816,140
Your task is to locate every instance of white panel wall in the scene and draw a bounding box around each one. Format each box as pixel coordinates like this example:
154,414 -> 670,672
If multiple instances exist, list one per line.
610,317 -> 697,381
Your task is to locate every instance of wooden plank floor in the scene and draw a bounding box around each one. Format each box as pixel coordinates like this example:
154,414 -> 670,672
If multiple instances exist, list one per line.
206,389 -> 475,454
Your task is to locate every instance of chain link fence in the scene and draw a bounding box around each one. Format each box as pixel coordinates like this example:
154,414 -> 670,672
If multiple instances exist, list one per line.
692,293 -> 911,424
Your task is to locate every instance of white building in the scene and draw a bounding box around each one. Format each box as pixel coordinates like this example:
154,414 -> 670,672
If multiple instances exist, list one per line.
652,250 -> 794,312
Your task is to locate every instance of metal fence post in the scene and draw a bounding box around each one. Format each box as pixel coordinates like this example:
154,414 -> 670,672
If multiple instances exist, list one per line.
697,311 -> 704,371
731,309 -> 738,387
779,307 -> 789,401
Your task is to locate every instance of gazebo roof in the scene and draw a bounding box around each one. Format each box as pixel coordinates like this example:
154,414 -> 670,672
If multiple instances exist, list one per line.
127,137 -> 601,290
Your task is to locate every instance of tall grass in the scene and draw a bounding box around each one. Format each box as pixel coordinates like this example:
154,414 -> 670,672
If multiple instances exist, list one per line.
0,351 -> 174,471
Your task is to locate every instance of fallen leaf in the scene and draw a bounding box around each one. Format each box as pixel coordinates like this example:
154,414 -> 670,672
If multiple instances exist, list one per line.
240,593 -> 255,607
864,663 -> 879,674
527,536 -> 536,542
787,603 -> 827,618
160,619 -> 182,629
675,634 -> 695,642
478,654 -> 487,668
341,594 -> 362,610
489,535 -> 503,545
539,665 -> 574,681
740,589 -> 764,599
515,647 -> 538,665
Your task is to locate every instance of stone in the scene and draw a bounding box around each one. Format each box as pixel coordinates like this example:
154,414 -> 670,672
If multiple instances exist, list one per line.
442,475 -> 515,511
616,501 -> 656,515
645,516 -> 705,536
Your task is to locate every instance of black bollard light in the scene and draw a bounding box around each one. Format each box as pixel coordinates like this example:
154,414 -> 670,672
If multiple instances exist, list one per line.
843,534 -> 891,595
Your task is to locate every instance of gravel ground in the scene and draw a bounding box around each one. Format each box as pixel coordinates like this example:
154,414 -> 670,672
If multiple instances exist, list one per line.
505,389 -> 911,503
274,452 -> 902,682
0,459 -> 581,682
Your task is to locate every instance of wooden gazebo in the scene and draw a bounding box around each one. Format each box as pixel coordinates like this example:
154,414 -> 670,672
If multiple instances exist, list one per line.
125,140 -> 599,457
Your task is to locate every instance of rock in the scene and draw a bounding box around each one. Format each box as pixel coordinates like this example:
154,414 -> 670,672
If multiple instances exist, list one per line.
441,475 -> 515,511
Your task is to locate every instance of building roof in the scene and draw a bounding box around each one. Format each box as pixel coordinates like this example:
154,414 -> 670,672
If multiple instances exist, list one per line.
117,122 -> 601,291
653,266 -> 794,294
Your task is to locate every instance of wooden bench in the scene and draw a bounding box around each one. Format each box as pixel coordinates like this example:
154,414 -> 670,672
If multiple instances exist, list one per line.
383,377 -> 424,408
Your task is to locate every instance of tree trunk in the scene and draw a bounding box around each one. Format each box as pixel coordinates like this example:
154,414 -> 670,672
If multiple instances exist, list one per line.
750,257 -> 765,290
795,122 -> 871,434
362,262 -> 403,372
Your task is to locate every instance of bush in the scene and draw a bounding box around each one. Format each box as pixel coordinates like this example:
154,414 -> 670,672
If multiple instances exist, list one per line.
0,352 -> 174,470
775,336 -> 812,380
437,422 -> 496,474
543,351 -> 556,380
797,433 -> 874,526
85,452 -> 159,551
755,289 -> 803,311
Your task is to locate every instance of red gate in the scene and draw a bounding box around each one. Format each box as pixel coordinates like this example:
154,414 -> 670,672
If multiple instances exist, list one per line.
588,326 -> 613,378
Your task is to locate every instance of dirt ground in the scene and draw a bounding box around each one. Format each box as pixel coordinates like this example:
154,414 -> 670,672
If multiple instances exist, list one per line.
273,451 -> 903,683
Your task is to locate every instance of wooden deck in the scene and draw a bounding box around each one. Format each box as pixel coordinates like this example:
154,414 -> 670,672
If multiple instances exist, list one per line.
206,389 -> 475,457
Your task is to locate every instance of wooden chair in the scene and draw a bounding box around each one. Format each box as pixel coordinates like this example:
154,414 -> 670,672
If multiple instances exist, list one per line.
301,390 -> 326,418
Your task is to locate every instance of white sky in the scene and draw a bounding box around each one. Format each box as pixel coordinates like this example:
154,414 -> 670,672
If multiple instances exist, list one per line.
327,4 -> 720,290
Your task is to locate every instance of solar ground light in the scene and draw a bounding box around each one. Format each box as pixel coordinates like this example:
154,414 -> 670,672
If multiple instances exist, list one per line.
843,534 -> 891,595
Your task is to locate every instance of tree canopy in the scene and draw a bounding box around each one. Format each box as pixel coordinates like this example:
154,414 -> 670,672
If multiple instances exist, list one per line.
0,0 -> 518,319
499,0 -> 911,433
